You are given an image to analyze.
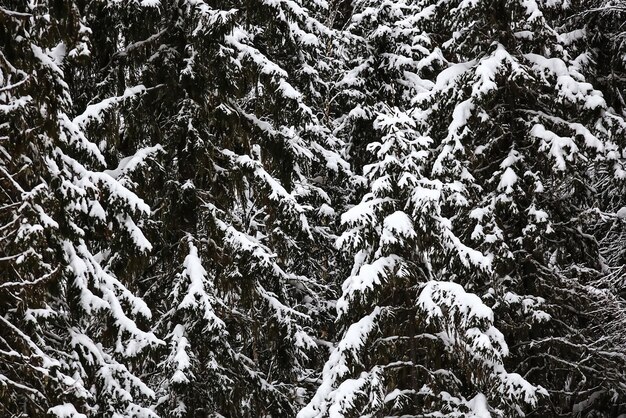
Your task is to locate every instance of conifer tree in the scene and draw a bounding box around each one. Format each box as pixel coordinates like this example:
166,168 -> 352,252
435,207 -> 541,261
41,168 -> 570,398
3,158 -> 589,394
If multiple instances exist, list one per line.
411,0 -> 626,414
301,1 -> 545,416
578,3 -> 626,412
0,2 -> 161,417
3,0 -> 626,416
582,0 -> 626,114
75,0 -> 349,416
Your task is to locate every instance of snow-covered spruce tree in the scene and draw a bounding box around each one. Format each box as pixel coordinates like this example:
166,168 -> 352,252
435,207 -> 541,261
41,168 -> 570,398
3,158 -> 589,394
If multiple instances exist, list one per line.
77,0 -> 349,416
0,2 -> 161,417
581,0 -> 626,115
574,4 -> 626,415
412,0 -> 626,414
328,0 -> 444,171
573,2 -> 626,413
300,1 -> 546,417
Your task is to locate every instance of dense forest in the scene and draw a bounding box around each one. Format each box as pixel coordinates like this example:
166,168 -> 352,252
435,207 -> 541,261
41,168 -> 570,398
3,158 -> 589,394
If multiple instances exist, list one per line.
1,0 -> 626,417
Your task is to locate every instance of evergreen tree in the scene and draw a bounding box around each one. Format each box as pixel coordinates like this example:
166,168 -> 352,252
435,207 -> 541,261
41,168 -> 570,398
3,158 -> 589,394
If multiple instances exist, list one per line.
2,0 -> 626,416
582,0 -> 626,114
0,2 -> 161,417
412,0 -> 626,414
578,3 -> 626,413
301,1 -> 545,416
74,0 -> 348,416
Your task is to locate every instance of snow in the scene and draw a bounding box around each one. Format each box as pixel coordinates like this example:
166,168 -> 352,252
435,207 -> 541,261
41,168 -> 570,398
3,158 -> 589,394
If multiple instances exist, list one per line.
318,203 -> 335,217
31,44 -> 64,76
520,0 -> 544,21
170,325 -> 191,384
418,281 -> 495,326
217,216 -> 295,281
179,241 -> 225,329
500,372 -> 548,405
0,315 -> 62,371
467,393 -> 490,418
64,240 -> 110,314
514,30 -> 534,39
48,404 -> 87,418
532,311 -> 551,322
24,306 -> 56,322
469,207 -> 489,221
0,94 -> 32,114
278,79 -> 302,100
58,112 -> 107,166
49,42 -> 67,66
525,53 -> 606,110
497,167 -> 518,193
68,331 -> 159,417
7,1 -> 624,416
88,201 -> 106,221
336,255 -> 400,315
528,205 -> 549,222
51,146 -> 151,216
222,150 -> 309,235
531,123 -> 578,171
440,223 -> 493,270
118,214 -> 152,252
339,195 -> 384,226
105,145 -> 163,181
34,203 -> 59,228
417,281 -> 546,408
64,239 -> 163,356
472,45 -> 519,97
298,307 -> 382,418
73,85 -> 147,128
380,211 -> 416,245
500,150 -> 523,168
327,369 -> 382,418
225,27 -> 288,77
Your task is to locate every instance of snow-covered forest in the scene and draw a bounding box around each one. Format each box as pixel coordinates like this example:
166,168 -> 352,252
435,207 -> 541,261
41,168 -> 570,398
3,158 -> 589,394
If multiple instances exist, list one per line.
1,0 -> 626,416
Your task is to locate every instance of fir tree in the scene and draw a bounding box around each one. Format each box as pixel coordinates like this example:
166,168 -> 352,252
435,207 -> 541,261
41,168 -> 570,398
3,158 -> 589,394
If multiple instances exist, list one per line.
75,0 -> 348,416
582,0 -> 626,114
301,1 -> 545,416
0,2 -> 161,417
413,0 -> 626,414
2,0 -> 626,416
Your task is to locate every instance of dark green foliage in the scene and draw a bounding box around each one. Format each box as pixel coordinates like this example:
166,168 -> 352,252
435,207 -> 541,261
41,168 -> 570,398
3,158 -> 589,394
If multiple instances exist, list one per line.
1,0 -> 625,417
